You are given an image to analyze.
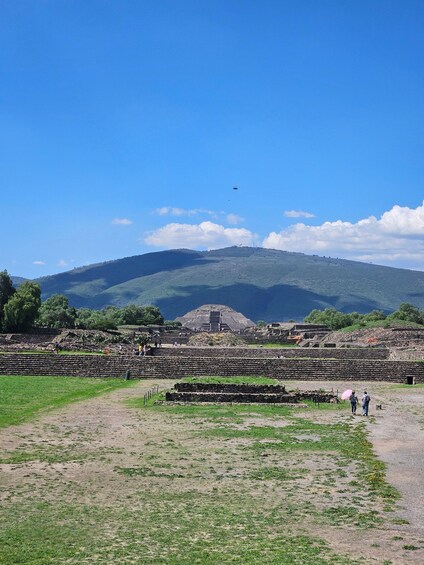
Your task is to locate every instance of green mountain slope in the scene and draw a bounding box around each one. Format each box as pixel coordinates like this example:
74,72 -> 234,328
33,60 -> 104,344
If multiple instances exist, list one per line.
11,276 -> 28,287
35,247 -> 424,321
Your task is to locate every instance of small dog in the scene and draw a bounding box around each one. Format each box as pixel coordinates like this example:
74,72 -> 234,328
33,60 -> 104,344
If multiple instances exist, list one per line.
376,404 -> 383,410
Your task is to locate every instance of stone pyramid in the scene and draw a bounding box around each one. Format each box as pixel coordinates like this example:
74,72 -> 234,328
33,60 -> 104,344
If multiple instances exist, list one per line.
176,304 -> 254,331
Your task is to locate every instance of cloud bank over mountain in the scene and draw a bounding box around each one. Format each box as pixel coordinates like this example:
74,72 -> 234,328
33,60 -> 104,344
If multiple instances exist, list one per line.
143,201 -> 424,270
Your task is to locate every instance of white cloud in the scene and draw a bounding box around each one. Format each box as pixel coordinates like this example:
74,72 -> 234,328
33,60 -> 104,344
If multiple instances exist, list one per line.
379,203 -> 424,235
263,201 -> 424,269
226,213 -> 244,225
154,207 -> 215,218
155,207 -> 188,216
112,218 -> 133,225
144,221 -> 258,249
57,259 -> 68,267
33,260 -> 45,266
284,210 -> 315,219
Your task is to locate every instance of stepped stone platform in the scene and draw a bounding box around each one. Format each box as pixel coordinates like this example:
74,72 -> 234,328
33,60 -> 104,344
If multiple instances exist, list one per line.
174,382 -> 288,393
166,382 -> 338,404
152,347 -> 390,360
166,391 -> 296,403
0,352 -> 422,383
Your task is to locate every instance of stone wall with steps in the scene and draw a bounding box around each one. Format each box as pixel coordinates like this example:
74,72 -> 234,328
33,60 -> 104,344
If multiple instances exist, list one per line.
168,382 -> 337,404
152,347 -> 390,360
0,353 -> 422,383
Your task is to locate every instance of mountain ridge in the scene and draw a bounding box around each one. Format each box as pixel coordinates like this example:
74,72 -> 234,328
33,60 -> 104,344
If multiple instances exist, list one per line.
26,246 -> 424,322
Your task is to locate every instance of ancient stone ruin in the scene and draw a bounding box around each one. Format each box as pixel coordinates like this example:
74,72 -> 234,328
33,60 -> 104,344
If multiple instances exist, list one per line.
165,382 -> 338,404
175,304 -> 254,332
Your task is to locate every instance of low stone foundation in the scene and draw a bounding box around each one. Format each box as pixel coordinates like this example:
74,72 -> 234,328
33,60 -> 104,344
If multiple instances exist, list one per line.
166,391 -> 297,403
174,382 -> 287,394
166,382 -> 338,404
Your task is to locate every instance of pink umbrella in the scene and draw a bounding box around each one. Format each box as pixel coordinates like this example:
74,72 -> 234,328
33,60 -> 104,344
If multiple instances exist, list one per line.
341,389 -> 353,400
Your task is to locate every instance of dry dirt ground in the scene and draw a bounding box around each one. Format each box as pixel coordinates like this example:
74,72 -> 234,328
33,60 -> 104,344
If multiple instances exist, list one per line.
1,379 -> 424,564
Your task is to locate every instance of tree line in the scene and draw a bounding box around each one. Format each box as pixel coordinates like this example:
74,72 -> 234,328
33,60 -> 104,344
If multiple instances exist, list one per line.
1,269 -> 423,333
0,271 -> 164,332
304,304 -> 424,330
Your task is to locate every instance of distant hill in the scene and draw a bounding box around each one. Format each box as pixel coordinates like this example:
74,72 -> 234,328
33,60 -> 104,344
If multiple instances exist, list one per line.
35,247 -> 424,322
11,276 -> 28,287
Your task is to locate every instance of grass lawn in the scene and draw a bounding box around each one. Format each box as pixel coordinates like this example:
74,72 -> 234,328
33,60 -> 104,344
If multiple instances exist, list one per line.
0,375 -> 133,429
0,377 -> 417,564
181,375 -> 282,385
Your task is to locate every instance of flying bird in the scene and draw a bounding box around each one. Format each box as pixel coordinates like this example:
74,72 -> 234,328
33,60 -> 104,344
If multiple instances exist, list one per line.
233,187 -> 238,190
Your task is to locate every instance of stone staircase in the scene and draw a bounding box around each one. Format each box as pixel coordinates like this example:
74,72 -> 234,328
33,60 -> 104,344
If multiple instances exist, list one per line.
0,352 -> 422,383
152,347 -> 390,360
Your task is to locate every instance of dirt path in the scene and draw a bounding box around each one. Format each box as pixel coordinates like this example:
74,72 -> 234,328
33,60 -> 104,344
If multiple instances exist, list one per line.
369,388 -> 424,535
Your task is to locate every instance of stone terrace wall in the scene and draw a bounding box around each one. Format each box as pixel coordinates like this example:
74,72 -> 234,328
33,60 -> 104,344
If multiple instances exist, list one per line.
0,353 -> 422,383
389,350 -> 424,361
152,347 -> 390,360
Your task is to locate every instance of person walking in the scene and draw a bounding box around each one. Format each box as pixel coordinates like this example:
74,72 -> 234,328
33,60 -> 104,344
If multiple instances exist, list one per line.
349,391 -> 358,415
362,391 -> 371,416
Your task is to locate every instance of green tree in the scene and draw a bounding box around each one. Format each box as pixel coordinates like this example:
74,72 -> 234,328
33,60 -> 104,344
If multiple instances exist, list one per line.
0,270 -> 16,329
137,305 -> 164,326
304,308 -> 354,330
119,305 -> 147,325
3,282 -> 41,332
164,320 -> 182,328
118,305 -> 164,326
37,294 -> 77,329
75,308 -> 118,330
77,305 -> 165,328
362,309 -> 386,322
387,303 -> 424,325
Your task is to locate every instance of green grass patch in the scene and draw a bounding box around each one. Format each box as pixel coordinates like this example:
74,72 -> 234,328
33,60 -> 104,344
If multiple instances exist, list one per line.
339,320 -> 424,332
0,496 -> 357,564
322,506 -> 383,528
58,350 -> 105,355
0,375 -> 133,429
130,394 -> 295,420
392,383 -> 424,389
249,466 -> 308,481
115,465 -> 185,479
181,375 -> 281,385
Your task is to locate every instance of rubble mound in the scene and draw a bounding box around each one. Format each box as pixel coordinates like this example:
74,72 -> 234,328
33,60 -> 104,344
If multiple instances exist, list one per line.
322,326 -> 424,351
53,329 -> 137,353
0,329 -> 137,354
187,332 -> 247,347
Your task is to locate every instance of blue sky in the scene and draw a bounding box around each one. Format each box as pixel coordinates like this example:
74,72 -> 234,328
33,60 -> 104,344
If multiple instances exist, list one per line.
1,0 -> 424,278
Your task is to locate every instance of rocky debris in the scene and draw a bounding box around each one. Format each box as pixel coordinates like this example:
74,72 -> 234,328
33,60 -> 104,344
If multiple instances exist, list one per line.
0,331 -> 58,352
187,332 -> 247,347
322,327 -> 424,356
0,329 -> 138,354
